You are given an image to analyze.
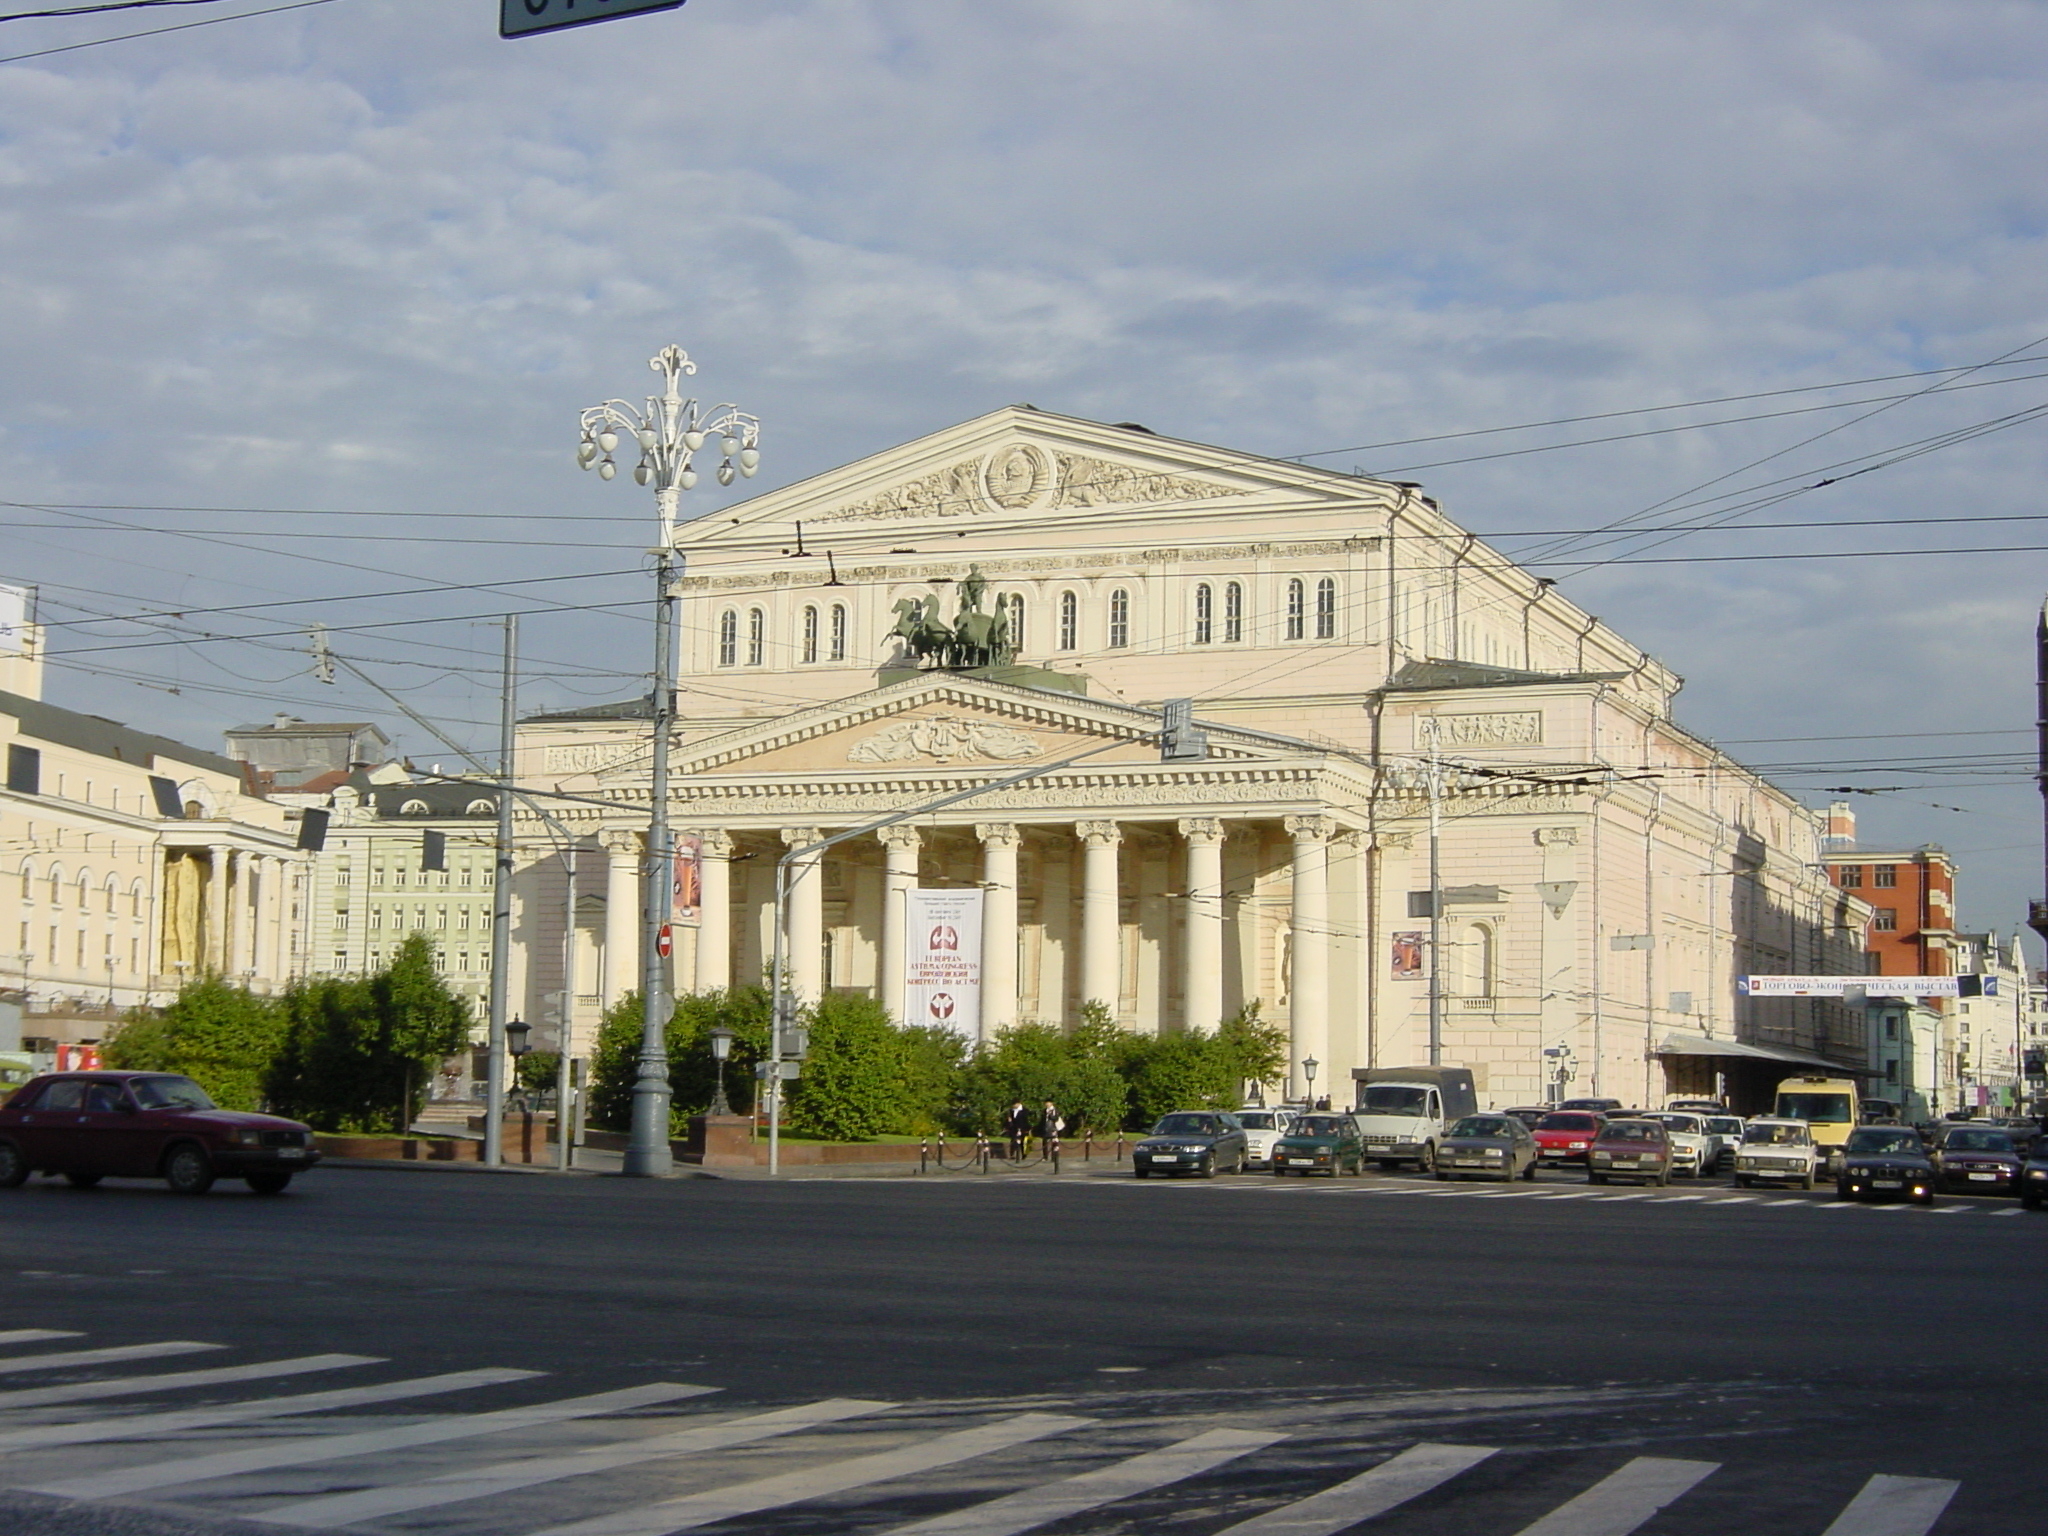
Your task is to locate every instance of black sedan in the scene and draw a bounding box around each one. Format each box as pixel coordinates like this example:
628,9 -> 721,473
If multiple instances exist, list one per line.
1835,1125 -> 1936,1205
1930,1125 -> 2023,1196
1132,1112 -> 1248,1178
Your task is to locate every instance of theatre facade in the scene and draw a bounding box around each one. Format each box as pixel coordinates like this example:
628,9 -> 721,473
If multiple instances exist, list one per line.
510,407 -> 1869,1111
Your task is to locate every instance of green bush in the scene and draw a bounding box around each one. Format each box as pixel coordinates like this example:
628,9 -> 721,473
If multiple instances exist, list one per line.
587,987 -> 771,1135
786,994 -> 965,1141
100,974 -> 287,1112
956,1007 -> 1129,1136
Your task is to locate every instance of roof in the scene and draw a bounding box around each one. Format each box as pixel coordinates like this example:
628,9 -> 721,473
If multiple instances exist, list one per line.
1376,659 -> 1626,692
1654,1031 -> 1857,1075
0,688 -> 245,781
521,695 -> 654,726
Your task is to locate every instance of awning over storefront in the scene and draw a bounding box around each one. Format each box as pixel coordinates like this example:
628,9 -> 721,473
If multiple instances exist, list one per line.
1654,1031 -> 1858,1076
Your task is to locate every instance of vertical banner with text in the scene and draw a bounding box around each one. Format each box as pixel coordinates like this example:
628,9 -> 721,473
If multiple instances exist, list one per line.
904,887 -> 983,1039
671,834 -> 701,925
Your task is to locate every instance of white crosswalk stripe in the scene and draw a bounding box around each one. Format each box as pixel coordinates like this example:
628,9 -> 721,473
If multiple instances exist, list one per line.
1510,1456 -> 1719,1536
1213,1441 -> 1499,1536
529,1412 -> 1093,1536
250,1395 -> 889,1528
880,1425 -> 1284,1536
0,1330 -> 81,1347
0,1352 -> 377,1412
1819,1473 -> 1960,1536
22,1381 -> 713,1500
0,1339 -> 223,1375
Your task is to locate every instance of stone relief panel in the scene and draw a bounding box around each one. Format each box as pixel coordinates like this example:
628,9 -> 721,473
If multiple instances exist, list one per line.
812,445 -> 1245,524
847,715 -> 1045,765
1427,711 -> 1544,747
546,742 -> 643,776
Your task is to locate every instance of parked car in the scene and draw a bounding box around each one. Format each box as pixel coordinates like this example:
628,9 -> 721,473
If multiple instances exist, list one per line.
1836,1125 -> 1936,1205
0,1072 -> 319,1195
1639,1111 -> 1716,1178
1929,1124 -> 2022,1196
1500,1106 -> 1550,1131
1988,1118 -> 2043,1158
1270,1113 -> 1364,1176
1733,1118 -> 1822,1190
1703,1115 -> 1746,1172
1132,1112 -> 1248,1178
1587,1118 -> 1673,1186
1436,1113 -> 1539,1182
1860,1098 -> 1904,1125
1232,1108 -> 1296,1169
1533,1110 -> 1605,1166
1559,1097 -> 1625,1115
2023,1138 -> 2048,1211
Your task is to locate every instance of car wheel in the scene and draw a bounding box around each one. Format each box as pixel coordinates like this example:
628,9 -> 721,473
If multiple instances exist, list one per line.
163,1144 -> 216,1196
1200,1156 -> 1216,1180
1418,1143 -> 1436,1174
1134,1168 -> 1150,1179
63,1172 -> 103,1189
1235,1151 -> 1248,1175
1835,1180 -> 1853,1201
1521,1158 -> 1538,1181
1802,1170 -> 1818,1192
0,1141 -> 27,1190
244,1171 -> 293,1195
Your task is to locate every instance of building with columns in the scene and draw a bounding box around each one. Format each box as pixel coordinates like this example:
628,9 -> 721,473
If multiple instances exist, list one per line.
0,598 -> 305,1052
512,408 -> 1866,1111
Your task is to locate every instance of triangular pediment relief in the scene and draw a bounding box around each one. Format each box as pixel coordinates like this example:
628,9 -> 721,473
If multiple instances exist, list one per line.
606,675 -> 1311,785
687,407 -> 1394,544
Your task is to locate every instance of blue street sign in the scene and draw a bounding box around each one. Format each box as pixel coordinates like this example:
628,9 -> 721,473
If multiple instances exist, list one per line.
501,0 -> 685,39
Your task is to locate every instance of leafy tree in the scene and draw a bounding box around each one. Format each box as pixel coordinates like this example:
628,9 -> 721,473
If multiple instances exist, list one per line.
956,1012 -> 1127,1137
515,1050 -> 561,1095
587,987 -> 771,1135
101,974 -> 286,1112
1215,1000 -> 1289,1097
784,994 -> 964,1141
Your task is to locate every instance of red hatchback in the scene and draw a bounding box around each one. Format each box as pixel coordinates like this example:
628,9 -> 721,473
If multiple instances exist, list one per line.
1533,1110 -> 1605,1166
0,1072 -> 320,1195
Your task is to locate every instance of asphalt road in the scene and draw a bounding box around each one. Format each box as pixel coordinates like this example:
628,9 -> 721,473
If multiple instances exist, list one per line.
0,1161 -> 2039,1536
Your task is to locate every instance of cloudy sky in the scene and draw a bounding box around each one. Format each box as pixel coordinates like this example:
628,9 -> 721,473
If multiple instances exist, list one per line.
4,0 -> 2046,946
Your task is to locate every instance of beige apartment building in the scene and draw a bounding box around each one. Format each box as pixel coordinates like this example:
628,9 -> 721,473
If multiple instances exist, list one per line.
510,407 -> 1868,1110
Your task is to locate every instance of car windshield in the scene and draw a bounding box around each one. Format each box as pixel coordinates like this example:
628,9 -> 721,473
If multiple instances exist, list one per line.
1236,1113 -> 1281,1130
1602,1122 -> 1662,1143
129,1076 -> 216,1111
1449,1117 -> 1513,1139
1293,1116 -> 1350,1137
1776,1092 -> 1854,1122
1153,1114 -> 1221,1137
1944,1129 -> 2014,1153
1847,1129 -> 1921,1155
1744,1122 -> 1811,1146
1360,1085 -> 1431,1115
1537,1113 -> 1598,1132
1648,1114 -> 1703,1133
1706,1118 -> 1743,1136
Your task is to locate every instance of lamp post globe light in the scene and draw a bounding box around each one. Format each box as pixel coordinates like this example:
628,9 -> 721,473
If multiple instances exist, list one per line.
578,346 -> 760,1178
1303,1056 -> 1319,1109
707,1024 -> 734,1117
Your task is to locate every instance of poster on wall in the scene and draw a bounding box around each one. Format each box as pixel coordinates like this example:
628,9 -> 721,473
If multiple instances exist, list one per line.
671,834 -> 701,925
904,887 -> 983,1039
1391,931 -> 1424,978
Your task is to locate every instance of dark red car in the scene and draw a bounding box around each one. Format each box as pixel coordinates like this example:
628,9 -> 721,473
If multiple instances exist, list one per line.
1929,1124 -> 2022,1196
1533,1110 -> 1605,1166
0,1072 -> 320,1195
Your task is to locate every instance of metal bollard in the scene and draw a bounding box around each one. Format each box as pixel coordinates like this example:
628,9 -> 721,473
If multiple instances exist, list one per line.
1116,1133 -> 1125,1164
1051,1135 -> 1061,1175
919,1137 -> 928,1175
1083,1132 -> 1093,1162
937,1131 -> 946,1169
979,1134 -> 989,1173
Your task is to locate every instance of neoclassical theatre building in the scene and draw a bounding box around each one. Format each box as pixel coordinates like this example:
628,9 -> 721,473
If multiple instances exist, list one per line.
512,408 -> 1868,1111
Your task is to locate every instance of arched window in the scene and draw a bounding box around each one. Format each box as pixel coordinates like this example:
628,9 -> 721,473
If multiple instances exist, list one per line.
747,608 -> 765,667
1460,923 -> 1495,999
48,867 -> 63,905
466,798 -> 495,816
801,605 -> 820,665
1316,576 -> 1337,639
717,609 -> 739,668
1284,578 -> 1306,640
1003,593 -> 1025,653
77,873 -> 91,910
1193,584 -> 1213,645
129,879 -> 144,917
401,799 -> 430,816
1107,589 -> 1130,649
1224,581 -> 1244,643
104,876 -> 118,914
18,863 -> 32,901
829,603 -> 848,661
1058,591 -> 1079,651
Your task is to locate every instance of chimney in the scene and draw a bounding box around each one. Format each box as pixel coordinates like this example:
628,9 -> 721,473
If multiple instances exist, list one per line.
1823,800 -> 1856,852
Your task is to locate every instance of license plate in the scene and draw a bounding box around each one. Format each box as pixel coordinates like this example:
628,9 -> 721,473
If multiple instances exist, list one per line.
1968,1172 -> 1997,1181
1151,1155 -> 1180,1163
1873,1178 -> 1901,1188
1612,1158 -> 1637,1167
278,1148 -> 306,1160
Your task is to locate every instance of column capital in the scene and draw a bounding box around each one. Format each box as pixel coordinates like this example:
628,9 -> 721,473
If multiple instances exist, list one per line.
877,825 -> 923,853
1284,813 -> 1333,844
1375,830 -> 1415,851
1175,817 -> 1225,846
1075,820 -> 1122,849
973,822 -> 1021,849
600,827 -> 643,857
782,826 -> 825,851
688,828 -> 734,856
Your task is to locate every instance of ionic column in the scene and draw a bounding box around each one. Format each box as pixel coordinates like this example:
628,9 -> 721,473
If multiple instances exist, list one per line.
1077,820 -> 1122,1013
250,855 -> 275,986
600,829 -> 642,1008
877,826 -> 921,1022
1287,814 -> 1332,1099
693,830 -> 733,993
976,824 -> 1020,1039
1179,818 -> 1226,1034
783,828 -> 826,1006
204,846 -> 230,974
223,850 -> 251,979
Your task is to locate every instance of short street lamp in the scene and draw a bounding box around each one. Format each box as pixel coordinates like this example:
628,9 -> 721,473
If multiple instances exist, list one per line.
1303,1056 -> 1319,1109
577,346 -> 760,1179
707,1025 -> 735,1116
506,1016 -> 531,1065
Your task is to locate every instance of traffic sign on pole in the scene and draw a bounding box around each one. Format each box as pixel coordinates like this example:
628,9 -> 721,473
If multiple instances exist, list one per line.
501,0 -> 685,40
655,923 -> 673,960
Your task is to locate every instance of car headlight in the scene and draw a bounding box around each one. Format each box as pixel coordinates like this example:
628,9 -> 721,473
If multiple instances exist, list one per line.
233,1128 -> 263,1147
1568,1141 -> 1588,1149
1591,1151 -> 1611,1162
2028,1169 -> 2048,1179
1483,1148 -> 1504,1158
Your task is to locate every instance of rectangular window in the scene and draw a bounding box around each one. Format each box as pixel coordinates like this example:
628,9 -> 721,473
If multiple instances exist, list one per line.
6,744 -> 40,795
1873,865 -> 1897,888
1058,592 -> 1078,651
1193,584 -> 1213,645
459,952 -> 471,971
435,906 -> 448,930
335,950 -> 348,970
802,606 -> 819,665
371,867 -> 386,888
129,937 -> 139,971
1108,589 -> 1130,649
1285,580 -> 1305,641
46,925 -> 56,962
460,866 -> 473,887
334,911 -> 349,932
369,908 -> 383,930
1837,866 -> 1864,888
458,908 -> 471,931
1315,577 -> 1337,639
1873,907 -> 1898,932
75,932 -> 85,966
414,905 -> 427,930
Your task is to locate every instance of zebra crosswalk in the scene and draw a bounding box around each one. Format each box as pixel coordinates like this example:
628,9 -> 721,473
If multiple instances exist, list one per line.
0,1329 -> 1967,1536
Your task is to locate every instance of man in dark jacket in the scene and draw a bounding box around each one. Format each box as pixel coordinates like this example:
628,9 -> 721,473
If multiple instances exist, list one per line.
1003,1101 -> 1032,1161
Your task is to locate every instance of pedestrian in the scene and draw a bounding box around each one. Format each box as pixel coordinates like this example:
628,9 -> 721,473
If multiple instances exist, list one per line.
1003,1100 -> 1032,1161
1039,1099 -> 1065,1157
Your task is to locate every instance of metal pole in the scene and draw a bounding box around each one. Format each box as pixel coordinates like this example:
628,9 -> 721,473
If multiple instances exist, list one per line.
483,615 -> 517,1169
557,843 -> 576,1173
624,543 -> 678,1177
1425,717 -> 1443,1068
768,857 -> 788,1178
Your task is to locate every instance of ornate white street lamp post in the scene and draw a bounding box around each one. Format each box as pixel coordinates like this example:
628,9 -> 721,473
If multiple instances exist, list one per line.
578,345 -> 760,1177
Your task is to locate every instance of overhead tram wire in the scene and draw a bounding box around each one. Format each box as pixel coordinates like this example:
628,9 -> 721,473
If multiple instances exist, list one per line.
0,0 -> 332,62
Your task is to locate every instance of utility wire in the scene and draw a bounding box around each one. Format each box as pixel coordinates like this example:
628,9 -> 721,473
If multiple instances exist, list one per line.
0,0 -> 329,62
